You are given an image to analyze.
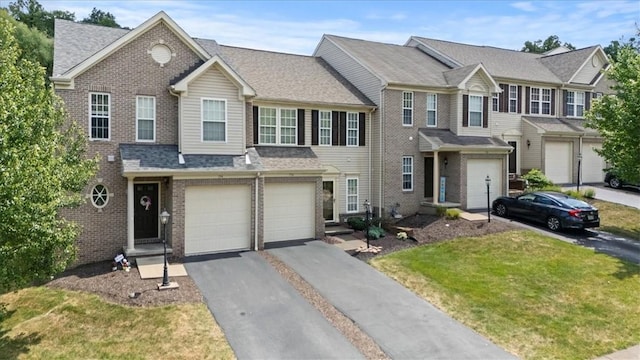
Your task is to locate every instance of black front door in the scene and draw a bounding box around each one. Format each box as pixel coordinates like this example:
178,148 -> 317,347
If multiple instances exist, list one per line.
508,141 -> 517,174
424,157 -> 434,198
134,183 -> 159,239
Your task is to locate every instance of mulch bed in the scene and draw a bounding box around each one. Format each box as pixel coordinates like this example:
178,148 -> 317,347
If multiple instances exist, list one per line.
46,214 -> 519,307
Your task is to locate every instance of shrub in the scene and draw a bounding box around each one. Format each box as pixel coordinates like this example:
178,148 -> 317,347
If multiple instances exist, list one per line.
540,185 -> 562,192
445,208 -> 461,219
583,188 -> 596,199
366,226 -> 386,239
564,189 -> 584,200
435,206 -> 447,217
347,217 -> 366,231
522,169 -> 554,190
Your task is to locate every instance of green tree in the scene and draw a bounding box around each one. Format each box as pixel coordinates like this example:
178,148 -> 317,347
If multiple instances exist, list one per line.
586,47 -> 640,184
0,9 -> 52,79
603,25 -> 639,62
81,7 -> 120,28
0,16 -> 97,293
521,35 -> 576,53
7,0 -> 74,37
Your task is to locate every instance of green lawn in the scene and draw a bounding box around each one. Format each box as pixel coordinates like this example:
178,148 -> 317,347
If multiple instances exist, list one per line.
371,230 -> 640,360
0,287 -> 235,359
590,199 -> 640,241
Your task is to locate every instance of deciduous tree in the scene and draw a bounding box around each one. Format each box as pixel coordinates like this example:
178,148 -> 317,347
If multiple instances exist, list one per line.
0,16 -> 97,293
521,35 -> 575,53
81,7 -> 120,28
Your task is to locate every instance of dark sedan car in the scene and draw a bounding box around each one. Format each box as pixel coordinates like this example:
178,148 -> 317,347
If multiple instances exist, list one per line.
604,170 -> 640,190
492,191 -> 599,231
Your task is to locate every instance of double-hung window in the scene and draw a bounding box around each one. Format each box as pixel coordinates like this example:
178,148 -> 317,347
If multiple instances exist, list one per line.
259,107 -> 297,145
202,99 -> 226,142
402,91 -> 413,126
468,95 -> 483,127
509,85 -> 518,113
566,91 -> 585,117
347,112 -> 359,146
426,94 -> 437,127
319,110 -> 332,146
530,88 -> 551,115
346,177 -> 358,213
402,156 -> 413,191
136,96 -> 155,142
90,93 -> 110,140
492,93 -> 499,112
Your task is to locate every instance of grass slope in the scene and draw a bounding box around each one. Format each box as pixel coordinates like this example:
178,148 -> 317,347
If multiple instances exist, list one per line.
371,230 -> 640,359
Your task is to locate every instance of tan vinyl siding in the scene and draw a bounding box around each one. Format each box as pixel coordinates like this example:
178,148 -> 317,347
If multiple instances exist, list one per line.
456,93 -> 491,137
180,65 -> 245,155
315,39 -> 381,104
521,121 -> 542,172
491,112 -> 522,137
572,54 -> 605,84
466,72 -> 488,92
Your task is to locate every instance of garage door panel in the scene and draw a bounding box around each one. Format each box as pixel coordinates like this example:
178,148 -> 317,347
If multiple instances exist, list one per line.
582,143 -> 606,183
265,183 -> 315,242
185,185 -> 251,255
545,142 -> 572,184
467,159 -> 502,209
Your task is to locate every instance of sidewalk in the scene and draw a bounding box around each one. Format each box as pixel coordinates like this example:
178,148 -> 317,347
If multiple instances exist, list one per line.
594,344 -> 640,360
563,184 -> 640,209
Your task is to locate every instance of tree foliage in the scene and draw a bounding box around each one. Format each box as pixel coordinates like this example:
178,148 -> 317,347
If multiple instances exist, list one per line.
7,0 -> 74,37
521,35 -> 575,53
603,24 -> 639,62
81,7 -> 120,28
586,47 -> 640,183
0,9 -> 52,79
0,17 -> 97,293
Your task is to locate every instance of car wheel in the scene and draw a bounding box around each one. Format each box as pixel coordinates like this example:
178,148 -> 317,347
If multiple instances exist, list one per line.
495,203 -> 508,217
609,177 -> 622,189
547,216 -> 562,231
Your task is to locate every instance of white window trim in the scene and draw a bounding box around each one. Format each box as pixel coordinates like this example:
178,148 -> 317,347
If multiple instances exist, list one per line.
346,112 -> 359,146
89,92 -> 110,141
90,184 -> 110,209
492,93 -> 499,112
258,106 -> 298,145
402,91 -> 413,126
508,85 -> 518,113
468,94 -> 483,127
136,96 -> 156,142
402,156 -> 413,191
529,88 -> 552,115
566,91 -> 585,118
319,110 -> 332,146
346,177 -> 359,213
426,93 -> 437,127
201,98 -> 227,142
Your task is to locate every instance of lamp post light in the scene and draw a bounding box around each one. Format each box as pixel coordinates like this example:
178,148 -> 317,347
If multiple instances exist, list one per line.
160,209 -> 171,288
363,200 -> 371,248
485,175 -> 491,223
577,153 -> 583,192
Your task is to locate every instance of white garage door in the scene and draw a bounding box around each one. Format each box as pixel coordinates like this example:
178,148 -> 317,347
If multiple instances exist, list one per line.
184,185 -> 251,255
467,159 -> 502,209
264,183 -> 315,242
545,142 -> 572,184
582,143 -> 606,183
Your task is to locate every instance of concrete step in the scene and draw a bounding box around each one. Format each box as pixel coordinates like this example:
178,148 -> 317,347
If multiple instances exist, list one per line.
325,225 -> 354,236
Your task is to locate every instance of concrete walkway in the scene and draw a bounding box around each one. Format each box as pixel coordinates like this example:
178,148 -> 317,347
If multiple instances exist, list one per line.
268,240 -> 516,360
184,251 -> 364,359
564,185 -> 640,209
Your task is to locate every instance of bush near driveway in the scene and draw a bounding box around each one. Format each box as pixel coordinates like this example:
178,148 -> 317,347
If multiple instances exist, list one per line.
371,230 -> 640,359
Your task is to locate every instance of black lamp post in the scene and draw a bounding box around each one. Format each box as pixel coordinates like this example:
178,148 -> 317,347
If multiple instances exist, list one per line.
577,153 -> 582,192
160,209 -> 170,287
485,175 -> 491,223
363,199 -> 371,248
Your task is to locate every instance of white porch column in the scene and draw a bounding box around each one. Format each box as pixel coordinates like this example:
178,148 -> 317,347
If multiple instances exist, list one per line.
433,151 -> 440,204
127,177 -> 135,251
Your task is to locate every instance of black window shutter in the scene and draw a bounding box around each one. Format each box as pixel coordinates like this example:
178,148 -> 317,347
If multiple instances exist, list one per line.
525,87 -> 530,114
482,96 -> 488,128
499,84 -> 507,112
462,95 -> 469,127
311,110 -> 319,145
339,111 -> 347,146
297,109 -> 305,145
331,111 -> 339,145
358,112 -> 366,146
252,106 -> 259,144
517,86 -> 522,113
562,90 -> 568,116
551,89 -> 556,115
585,92 -> 592,111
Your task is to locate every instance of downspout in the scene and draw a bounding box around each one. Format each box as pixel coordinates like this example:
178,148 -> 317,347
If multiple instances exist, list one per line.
379,87 -> 385,216
169,86 -> 182,155
578,136 -> 583,186
368,109 -> 373,207
255,173 -> 259,251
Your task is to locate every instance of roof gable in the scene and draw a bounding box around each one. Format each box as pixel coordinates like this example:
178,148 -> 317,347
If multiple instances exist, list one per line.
539,46 -> 606,83
171,55 -> 256,98
52,11 -> 211,86
444,63 -> 500,92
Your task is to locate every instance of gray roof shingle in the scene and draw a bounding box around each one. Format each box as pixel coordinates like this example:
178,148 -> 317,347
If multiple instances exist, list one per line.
254,146 -> 323,171
418,129 -> 510,150
523,116 -> 600,135
410,36 -> 562,84
325,35 -> 452,88
218,45 -> 374,106
539,46 -> 599,82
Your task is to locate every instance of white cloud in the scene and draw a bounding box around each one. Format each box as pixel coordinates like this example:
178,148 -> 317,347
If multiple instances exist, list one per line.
510,2 -> 537,12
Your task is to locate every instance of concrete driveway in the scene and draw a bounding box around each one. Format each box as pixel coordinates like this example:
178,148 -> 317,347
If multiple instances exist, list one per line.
268,241 -> 516,360
184,251 -> 364,359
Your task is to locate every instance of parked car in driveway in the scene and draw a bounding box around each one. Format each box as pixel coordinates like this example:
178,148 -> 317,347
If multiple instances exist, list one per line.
492,191 -> 599,231
604,170 -> 640,190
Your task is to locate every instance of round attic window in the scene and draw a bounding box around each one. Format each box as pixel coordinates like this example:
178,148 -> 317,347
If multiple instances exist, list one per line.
592,56 -> 600,67
151,44 -> 172,65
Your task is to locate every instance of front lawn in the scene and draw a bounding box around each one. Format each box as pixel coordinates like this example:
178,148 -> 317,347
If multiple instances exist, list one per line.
371,230 -> 640,359
590,199 -> 640,241
0,287 -> 234,359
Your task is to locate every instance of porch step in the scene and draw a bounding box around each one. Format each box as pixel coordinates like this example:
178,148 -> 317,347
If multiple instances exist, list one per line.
418,201 -> 461,215
123,243 -> 173,259
325,225 -> 354,236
